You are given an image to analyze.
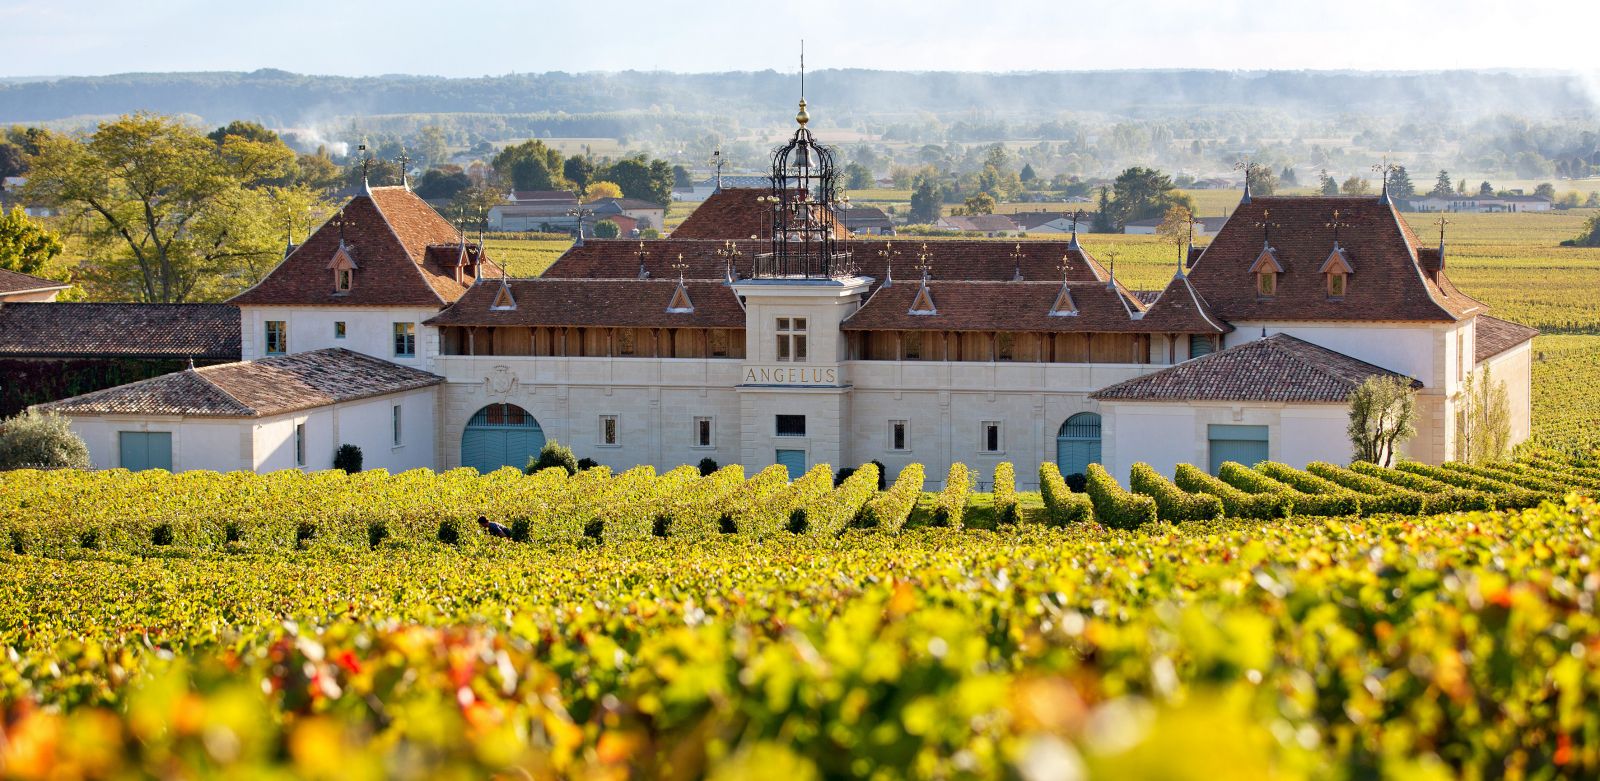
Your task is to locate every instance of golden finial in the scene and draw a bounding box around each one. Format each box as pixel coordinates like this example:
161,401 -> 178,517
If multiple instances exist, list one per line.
797,98 -> 809,126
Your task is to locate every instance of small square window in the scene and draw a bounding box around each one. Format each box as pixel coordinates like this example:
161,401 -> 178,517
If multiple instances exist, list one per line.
599,414 -> 618,446
776,414 -> 806,437
334,321 -> 346,339
694,416 -> 713,448
981,421 -> 1002,453
889,420 -> 909,451
393,322 -> 416,357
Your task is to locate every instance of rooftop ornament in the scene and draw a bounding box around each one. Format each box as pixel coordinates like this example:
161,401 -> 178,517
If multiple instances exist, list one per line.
755,42 -> 852,279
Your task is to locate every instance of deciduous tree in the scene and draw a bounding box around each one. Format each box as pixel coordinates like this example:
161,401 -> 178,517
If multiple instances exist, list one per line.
0,206 -> 63,275
583,181 -> 622,203
24,113 -> 325,302
1454,366 -> 1510,464
1347,375 -> 1417,467
1341,176 -> 1371,196
962,192 -> 995,215
1102,167 -> 1191,230
908,177 -> 941,224
493,139 -> 566,192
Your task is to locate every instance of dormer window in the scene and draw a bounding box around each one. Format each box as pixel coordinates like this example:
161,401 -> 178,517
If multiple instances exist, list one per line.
327,244 -> 358,295
1319,244 -> 1354,300
1248,244 -> 1283,299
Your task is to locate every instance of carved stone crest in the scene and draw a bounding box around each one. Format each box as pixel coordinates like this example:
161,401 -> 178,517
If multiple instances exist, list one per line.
483,365 -> 518,396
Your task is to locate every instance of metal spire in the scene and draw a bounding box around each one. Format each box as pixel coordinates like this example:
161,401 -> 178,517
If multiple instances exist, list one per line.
357,144 -> 371,195
1372,156 -> 1398,205
1234,158 -> 1256,205
396,147 -> 412,191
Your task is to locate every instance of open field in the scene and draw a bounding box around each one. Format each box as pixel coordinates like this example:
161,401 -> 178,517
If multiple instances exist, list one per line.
484,237 -> 573,277
1,461 -> 1597,777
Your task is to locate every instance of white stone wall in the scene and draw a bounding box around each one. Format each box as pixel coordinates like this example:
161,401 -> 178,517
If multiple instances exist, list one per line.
1098,400 -> 1352,480
238,305 -> 444,371
68,416 -> 252,472
1477,339 -> 1534,449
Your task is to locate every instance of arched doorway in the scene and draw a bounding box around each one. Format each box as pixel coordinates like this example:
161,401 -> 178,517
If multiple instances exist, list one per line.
461,403 -> 545,473
1056,412 -> 1102,478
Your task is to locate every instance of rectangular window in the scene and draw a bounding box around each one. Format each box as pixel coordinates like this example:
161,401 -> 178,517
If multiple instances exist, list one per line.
265,320 -> 287,355
392,404 -> 403,446
775,414 -> 806,437
1328,273 -> 1347,298
890,420 -> 909,451
294,422 -> 306,467
981,421 -> 1002,453
393,322 -> 416,357
776,317 -> 807,362
334,321 -> 346,339
599,414 -> 618,446
1457,330 -> 1467,382
694,416 -> 713,448
336,269 -> 352,292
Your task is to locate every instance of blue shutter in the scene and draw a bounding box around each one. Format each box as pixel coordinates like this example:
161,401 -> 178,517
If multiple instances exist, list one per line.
775,449 -> 806,480
119,432 -> 172,471
1207,425 -> 1268,475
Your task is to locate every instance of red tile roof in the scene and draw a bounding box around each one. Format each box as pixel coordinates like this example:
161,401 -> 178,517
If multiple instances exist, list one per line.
671,188 -> 846,240
36,348 -> 441,418
842,280 -> 1161,333
0,303 -> 240,359
0,268 -> 70,296
1188,196 -> 1484,322
425,279 -> 746,329
543,238 -> 1110,285
1136,273 -> 1232,334
1092,334 -> 1419,403
1474,315 -> 1539,362
230,187 -> 496,307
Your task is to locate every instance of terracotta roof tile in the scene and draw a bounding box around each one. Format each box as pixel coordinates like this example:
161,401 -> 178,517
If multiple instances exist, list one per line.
1136,273 -> 1232,334
671,188 -> 845,240
842,280 -> 1155,333
36,348 -> 441,418
0,303 -> 240,359
0,268 -> 70,295
230,187 -> 491,307
426,279 -> 746,328
1188,196 -> 1484,322
1474,315 -> 1539,362
1092,334 -> 1419,403
543,238 -> 1110,285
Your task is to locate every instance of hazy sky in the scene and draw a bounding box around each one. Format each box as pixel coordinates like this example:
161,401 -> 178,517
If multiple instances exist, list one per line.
3,0 -> 1598,77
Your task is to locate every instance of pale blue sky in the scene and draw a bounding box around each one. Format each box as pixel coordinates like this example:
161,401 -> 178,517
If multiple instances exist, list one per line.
3,0 -> 1597,77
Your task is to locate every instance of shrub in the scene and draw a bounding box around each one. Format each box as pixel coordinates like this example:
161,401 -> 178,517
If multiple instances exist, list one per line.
295,522 -> 316,548
10,529 -> 26,555
992,463 -> 1019,524
834,466 -> 856,486
929,463 -> 971,528
368,522 -> 389,549
1443,461 -> 1574,495
437,519 -> 461,546
1039,462 -> 1092,525
150,523 -> 174,546
859,463 -> 924,531
528,441 -> 578,476
1129,463 -> 1222,522
1305,462 -> 1426,515
0,410 -> 90,470
1255,462 -> 1366,516
577,458 -> 600,471
1396,462 -> 1545,508
1219,462 -> 1360,517
1173,464 -> 1291,520
79,529 -> 100,550
696,457 -> 718,477
1064,472 -> 1088,493
510,517 -> 531,542
786,508 -> 809,534
333,444 -> 363,474
1349,462 -> 1494,512
808,463 -> 879,536
1084,464 -> 1158,529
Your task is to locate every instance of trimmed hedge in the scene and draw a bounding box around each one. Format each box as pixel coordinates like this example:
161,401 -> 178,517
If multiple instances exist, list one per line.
1304,462 -> 1427,515
992,463 -> 1019,524
1458,461 -> 1600,495
930,463 -> 971,528
1219,462 -> 1359,517
1442,462 -> 1570,496
1129,463 -> 1222,522
1396,462 -> 1545,509
803,463 -> 880,537
1173,463 -> 1291,520
1085,464 -> 1157,529
1255,462 -> 1367,517
1039,463 -> 1092,525
860,463 -> 925,532
1348,462 -> 1495,512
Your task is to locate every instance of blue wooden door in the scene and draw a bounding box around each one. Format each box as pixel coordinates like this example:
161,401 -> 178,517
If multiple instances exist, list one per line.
1055,413 -> 1102,477
461,404 -> 545,473
119,431 -> 172,471
1207,425 -> 1268,475
775,449 -> 806,480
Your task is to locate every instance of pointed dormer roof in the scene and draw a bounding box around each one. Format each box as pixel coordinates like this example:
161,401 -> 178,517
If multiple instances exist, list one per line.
1248,244 -> 1284,274
326,243 -> 358,271
1049,285 -> 1078,316
667,282 -> 695,313
1138,272 -> 1231,334
491,279 -> 517,311
1318,243 -> 1354,275
909,282 -> 937,315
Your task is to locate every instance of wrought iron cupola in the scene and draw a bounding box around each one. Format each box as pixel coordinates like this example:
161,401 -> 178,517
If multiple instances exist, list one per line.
756,71 -> 851,278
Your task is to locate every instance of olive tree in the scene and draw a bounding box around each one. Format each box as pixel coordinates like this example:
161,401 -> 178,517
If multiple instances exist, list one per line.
1347,375 -> 1417,467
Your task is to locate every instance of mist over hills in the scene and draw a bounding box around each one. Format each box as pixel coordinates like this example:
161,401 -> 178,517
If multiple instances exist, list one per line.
2,68 -> 1595,127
